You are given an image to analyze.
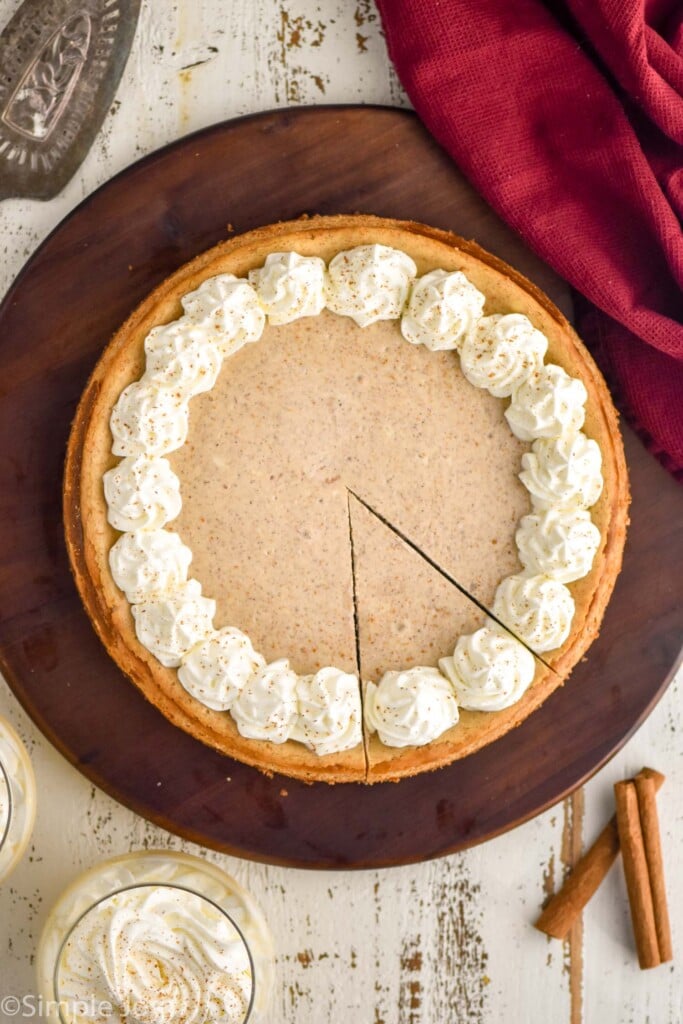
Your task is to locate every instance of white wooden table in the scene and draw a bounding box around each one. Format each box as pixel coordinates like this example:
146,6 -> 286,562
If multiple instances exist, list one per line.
0,2 -> 681,1021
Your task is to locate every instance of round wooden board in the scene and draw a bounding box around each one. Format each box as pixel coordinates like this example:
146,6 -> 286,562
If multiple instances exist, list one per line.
0,107 -> 681,869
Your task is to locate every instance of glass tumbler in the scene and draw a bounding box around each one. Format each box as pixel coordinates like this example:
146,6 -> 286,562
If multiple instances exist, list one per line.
37,850 -> 275,1024
0,714 -> 36,884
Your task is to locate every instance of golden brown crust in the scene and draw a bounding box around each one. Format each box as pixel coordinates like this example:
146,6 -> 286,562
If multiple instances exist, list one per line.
63,214 -> 629,784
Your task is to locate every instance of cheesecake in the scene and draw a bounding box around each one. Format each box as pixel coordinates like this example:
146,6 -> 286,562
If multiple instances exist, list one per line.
63,215 -> 629,783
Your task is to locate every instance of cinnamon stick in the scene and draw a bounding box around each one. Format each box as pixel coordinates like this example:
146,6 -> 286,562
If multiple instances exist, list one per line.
535,768 -> 664,940
614,780 -> 660,969
634,773 -> 673,964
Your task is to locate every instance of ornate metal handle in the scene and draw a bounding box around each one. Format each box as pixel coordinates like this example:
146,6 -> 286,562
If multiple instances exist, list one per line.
2,11 -> 92,143
0,0 -> 140,201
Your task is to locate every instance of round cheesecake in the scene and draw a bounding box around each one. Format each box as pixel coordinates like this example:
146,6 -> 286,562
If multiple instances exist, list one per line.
63,215 -> 629,783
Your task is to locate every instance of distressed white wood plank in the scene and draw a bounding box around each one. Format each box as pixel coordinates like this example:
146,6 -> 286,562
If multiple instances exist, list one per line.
581,669 -> 683,1023
0,0 -> 681,1021
5,671 -> 681,1022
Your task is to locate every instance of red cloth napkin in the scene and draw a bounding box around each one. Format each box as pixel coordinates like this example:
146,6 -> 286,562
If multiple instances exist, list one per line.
376,0 -> 683,479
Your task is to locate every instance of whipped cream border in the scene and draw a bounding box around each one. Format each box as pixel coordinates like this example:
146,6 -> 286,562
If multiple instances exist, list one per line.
104,244 -> 603,753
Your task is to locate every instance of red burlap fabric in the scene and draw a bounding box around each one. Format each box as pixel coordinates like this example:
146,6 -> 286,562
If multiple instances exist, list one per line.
376,0 -> 683,478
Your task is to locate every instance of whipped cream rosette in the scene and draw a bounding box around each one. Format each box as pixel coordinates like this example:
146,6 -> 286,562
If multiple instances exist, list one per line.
460,313 -> 547,397
59,887 -> 252,1024
132,579 -> 216,668
231,660 -> 299,743
364,667 -> 459,747
326,244 -> 417,326
144,317 -> 224,398
292,667 -> 362,756
103,456 -> 182,532
516,508 -> 601,583
249,251 -> 326,324
181,274 -> 265,353
401,268 -> 485,351
110,380 -> 190,458
109,528 -> 192,603
37,851 -> 275,1024
505,364 -> 587,441
492,574 -> 575,654
520,432 -> 603,510
178,628 -> 266,712
440,626 -> 536,712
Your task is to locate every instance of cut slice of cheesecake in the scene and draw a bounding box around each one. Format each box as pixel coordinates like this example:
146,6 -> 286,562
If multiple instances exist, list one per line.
348,491 -> 487,681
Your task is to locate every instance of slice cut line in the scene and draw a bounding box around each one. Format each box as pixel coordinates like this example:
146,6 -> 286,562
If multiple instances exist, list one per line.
347,490 -> 487,681
347,490 -> 553,673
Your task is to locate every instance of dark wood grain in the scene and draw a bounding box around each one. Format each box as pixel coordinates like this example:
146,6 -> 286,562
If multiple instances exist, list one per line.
0,107 -> 680,869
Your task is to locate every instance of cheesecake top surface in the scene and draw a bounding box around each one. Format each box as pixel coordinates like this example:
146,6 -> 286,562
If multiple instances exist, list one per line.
169,309 -> 528,678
